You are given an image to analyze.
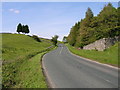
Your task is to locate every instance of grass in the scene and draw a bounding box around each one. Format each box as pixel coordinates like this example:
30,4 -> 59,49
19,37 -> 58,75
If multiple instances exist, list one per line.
66,43 -> 119,67
14,52 -> 47,88
1,33 -> 54,88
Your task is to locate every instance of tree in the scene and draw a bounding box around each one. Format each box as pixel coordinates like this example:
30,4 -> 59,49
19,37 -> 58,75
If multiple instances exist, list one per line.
85,7 -> 94,19
22,25 -> 25,34
51,35 -> 59,46
62,36 -> 67,43
16,23 -> 22,34
24,25 -> 30,34
67,3 -> 119,48
16,23 -> 30,34
67,22 -> 80,46
107,2 -> 113,7
117,6 -> 120,26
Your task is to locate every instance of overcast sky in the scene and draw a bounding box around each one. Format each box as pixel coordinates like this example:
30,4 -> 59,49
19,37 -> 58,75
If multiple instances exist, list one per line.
2,2 -> 118,41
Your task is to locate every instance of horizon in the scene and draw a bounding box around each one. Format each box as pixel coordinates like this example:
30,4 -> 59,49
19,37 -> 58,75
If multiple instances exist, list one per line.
2,2 -> 118,41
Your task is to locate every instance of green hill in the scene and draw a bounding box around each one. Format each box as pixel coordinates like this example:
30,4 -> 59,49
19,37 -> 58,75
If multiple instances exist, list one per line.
2,33 -> 54,88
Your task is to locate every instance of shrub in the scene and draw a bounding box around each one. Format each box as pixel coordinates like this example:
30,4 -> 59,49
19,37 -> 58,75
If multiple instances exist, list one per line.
32,35 -> 41,42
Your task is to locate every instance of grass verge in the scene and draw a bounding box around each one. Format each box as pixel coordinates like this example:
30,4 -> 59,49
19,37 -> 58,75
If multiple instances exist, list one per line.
66,43 -> 118,67
1,33 -> 55,88
14,47 -> 54,88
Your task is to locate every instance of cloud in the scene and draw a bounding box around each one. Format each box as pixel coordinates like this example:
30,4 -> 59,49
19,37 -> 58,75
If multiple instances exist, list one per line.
14,10 -> 20,14
9,8 -> 20,14
9,8 -> 14,11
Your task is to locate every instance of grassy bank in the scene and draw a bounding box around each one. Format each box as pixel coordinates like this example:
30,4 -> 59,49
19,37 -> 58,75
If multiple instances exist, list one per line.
14,52 -> 48,88
66,43 -> 118,67
1,33 -> 54,88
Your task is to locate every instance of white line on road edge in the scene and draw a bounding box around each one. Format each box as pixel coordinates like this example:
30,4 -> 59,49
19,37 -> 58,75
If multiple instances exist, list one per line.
66,47 -> 119,70
42,54 -> 56,88
96,75 -> 114,85
60,47 -> 63,54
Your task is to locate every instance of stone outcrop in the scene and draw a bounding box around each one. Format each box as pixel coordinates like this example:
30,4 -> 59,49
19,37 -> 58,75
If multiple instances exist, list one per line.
83,36 -> 119,51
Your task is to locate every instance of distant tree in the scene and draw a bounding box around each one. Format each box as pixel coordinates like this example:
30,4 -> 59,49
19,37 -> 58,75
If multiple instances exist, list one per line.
67,21 -> 80,46
51,35 -> 59,46
32,35 -> 41,42
24,25 -> 30,34
62,36 -> 67,43
16,23 -> 22,34
22,25 -> 25,34
17,23 -> 30,34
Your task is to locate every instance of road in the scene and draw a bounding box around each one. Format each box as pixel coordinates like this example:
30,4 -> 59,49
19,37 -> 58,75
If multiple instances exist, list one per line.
42,44 -> 119,88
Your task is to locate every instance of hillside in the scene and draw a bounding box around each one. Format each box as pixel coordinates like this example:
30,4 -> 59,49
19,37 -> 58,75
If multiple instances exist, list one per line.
2,33 -> 53,88
67,3 -> 120,48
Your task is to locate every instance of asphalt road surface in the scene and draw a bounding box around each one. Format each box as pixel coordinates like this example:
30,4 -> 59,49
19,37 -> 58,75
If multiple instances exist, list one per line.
43,44 -> 119,88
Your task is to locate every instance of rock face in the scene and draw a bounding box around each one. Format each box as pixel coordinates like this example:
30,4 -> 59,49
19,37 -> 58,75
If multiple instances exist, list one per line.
83,36 -> 119,51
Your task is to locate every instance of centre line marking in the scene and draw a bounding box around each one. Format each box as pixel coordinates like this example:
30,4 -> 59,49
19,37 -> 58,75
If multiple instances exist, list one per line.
105,79 -> 111,83
60,47 -> 63,54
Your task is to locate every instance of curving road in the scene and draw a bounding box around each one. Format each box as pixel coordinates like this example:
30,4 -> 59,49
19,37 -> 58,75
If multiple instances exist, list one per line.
42,44 -> 119,88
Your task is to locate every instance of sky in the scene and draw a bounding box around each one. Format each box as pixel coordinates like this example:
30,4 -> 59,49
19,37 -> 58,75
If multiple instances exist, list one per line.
1,2 -> 118,41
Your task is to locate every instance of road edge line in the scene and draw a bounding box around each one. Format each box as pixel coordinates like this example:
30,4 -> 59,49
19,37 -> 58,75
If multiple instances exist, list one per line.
66,46 -> 119,70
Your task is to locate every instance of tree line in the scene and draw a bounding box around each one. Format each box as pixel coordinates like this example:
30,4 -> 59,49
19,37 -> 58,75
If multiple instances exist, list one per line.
67,3 -> 120,48
16,23 -> 30,34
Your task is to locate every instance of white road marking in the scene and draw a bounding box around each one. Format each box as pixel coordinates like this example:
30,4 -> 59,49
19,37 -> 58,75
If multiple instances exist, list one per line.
42,55 -> 56,88
105,79 -> 111,83
96,75 -> 115,86
66,47 -> 119,70
60,47 -> 63,54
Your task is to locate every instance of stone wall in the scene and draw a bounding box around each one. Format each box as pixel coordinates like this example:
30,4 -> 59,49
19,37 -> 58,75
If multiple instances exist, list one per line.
83,36 -> 119,51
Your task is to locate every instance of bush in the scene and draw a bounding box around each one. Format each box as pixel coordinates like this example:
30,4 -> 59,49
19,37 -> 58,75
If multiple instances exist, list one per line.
32,35 -> 41,42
